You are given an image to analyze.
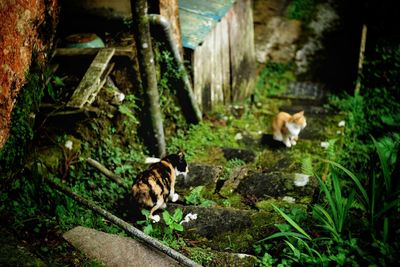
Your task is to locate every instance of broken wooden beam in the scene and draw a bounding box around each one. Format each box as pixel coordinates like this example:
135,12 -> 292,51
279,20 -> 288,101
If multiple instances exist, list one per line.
67,48 -> 115,109
54,47 -> 134,58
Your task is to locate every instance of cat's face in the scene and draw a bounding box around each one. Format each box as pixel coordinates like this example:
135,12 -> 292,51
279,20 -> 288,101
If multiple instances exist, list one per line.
167,152 -> 189,177
291,111 -> 306,128
286,111 -> 306,136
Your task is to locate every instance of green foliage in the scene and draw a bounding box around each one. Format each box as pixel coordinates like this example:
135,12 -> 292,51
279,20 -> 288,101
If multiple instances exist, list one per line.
188,248 -> 214,266
167,122 -> 238,162
185,186 -> 215,207
155,47 -> 187,133
313,174 -> 356,242
118,94 -> 139,125
286,0 -> 316,22
162,209 -> 184,233
255,63 -> 295,99
137,208 -> 186,250
0,73 -> 45,179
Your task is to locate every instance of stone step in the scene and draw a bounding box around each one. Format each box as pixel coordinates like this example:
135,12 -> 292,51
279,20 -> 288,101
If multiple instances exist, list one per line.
63,226 -> 180,267
64,226 -> 258,267
166,201 -> 304,253
272,81 -> 327,101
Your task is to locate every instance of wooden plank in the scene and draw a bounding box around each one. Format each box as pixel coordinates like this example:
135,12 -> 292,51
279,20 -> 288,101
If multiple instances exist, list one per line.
217,13 -> 231,105
211,16 -> 228,106
228,0 -> 256,102
67,48 -> 115,108
54,47 -> 133,57
193,30 -> 215,111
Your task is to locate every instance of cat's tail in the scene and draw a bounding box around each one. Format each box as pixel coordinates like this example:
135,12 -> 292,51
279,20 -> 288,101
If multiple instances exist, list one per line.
144,157 -> 161,164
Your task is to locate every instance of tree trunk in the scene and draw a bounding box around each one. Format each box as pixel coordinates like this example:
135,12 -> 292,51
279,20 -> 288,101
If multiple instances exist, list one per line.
131,0 -> 166,157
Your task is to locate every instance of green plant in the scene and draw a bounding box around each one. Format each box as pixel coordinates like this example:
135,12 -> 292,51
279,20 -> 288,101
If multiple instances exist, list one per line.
312,174 -> 356,242
137,208 -> 186,250
185,186 -> 215,207
255,63 -> 295,99
118,94 -> 140,125
188,248 -> 214,265
286,0 -> 316,22
0,73 -> 45,181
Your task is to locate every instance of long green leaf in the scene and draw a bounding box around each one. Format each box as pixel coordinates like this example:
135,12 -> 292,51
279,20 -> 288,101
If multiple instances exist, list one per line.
261,231 -> 311,242
317,176 -> 338,226
323,159 -> 370,208
284,240 -> 301,258
372,136 -> 391,194
272,204 -> 312,240
313,205 -> 340,240
332,173 -> 343,230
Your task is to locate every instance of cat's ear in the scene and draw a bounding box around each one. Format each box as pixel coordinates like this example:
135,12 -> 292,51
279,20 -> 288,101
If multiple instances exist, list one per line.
295,110 -> 304,117
178,150 -> 185,159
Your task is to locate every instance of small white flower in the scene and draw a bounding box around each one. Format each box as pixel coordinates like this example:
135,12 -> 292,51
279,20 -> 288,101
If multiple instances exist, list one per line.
338,120 -> 345,127
282,196 -> 296,203
336,130 -> 342,135
115,92 -> 125,103
320,141 -> 329,148
180,212 -> 198,224
294,173 -> 310,187
234,133 -> 243,140
65,140 -> 73,150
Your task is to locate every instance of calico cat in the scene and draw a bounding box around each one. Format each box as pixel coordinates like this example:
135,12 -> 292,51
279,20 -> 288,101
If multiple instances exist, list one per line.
132,152 -> 188,222
272,110 -> 307,147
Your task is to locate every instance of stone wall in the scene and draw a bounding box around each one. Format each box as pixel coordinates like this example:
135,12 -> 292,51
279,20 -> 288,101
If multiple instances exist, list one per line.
0,0 -> 58,149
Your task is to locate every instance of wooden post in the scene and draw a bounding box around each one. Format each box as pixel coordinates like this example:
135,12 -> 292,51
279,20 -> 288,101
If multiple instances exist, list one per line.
131,0 -> 166,157
355,24 -> 367,95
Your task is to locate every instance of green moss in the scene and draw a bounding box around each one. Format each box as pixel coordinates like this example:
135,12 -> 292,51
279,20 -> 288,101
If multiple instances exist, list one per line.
256,199 -> 307,213
186,247 -> 215,265
0,73 -> 45,182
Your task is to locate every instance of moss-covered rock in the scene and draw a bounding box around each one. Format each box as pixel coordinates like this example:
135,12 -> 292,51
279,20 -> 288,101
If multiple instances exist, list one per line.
236,171 -> 317,200
186,247 -> 257,267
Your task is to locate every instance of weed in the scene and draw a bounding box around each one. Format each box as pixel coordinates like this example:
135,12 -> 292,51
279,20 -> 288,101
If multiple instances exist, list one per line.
185,186 -> 215,207
136,208 -> 186,250
256,63 -> 295,99
286,0 -> 316,23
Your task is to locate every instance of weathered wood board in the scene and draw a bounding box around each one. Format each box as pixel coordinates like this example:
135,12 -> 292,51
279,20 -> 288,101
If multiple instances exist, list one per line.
180,0 -> 256,111
67,48 -> 115,108
228,0 -> 256,102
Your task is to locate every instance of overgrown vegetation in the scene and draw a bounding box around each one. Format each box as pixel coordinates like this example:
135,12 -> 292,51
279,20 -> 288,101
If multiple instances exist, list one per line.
254,41 -> 400,266
1,1 -> 399,266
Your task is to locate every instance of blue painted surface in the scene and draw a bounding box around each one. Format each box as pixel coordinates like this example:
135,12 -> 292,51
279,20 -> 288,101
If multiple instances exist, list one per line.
180,0 -> 235,49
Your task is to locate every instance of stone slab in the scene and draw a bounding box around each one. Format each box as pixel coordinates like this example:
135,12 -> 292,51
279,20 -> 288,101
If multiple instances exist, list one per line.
63,226 -> 179,267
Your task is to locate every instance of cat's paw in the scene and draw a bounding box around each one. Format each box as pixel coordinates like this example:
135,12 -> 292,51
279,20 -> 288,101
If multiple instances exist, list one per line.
150,215 -> 160,223
284,141 -> 292,147
172,193 -> 179,202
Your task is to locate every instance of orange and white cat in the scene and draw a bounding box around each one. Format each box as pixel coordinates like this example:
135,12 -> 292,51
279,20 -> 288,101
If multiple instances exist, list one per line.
272,111 -> 307,147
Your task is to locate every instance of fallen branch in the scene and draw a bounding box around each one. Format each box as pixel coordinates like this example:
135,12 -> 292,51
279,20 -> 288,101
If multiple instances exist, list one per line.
43,176 -> 201,267
86,158 -> 129,190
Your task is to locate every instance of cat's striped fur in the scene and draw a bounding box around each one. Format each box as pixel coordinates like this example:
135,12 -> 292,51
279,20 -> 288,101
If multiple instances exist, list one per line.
132,152 -> 188,222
